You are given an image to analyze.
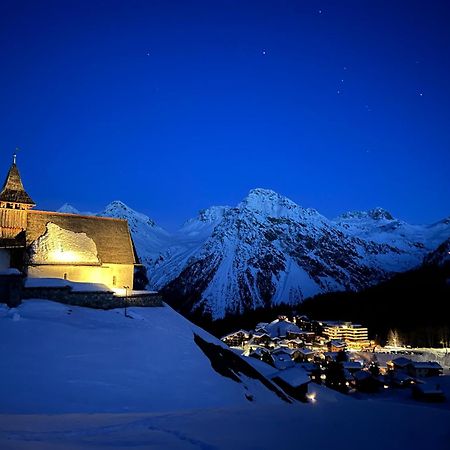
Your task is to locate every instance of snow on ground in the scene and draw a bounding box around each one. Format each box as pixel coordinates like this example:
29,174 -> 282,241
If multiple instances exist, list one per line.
356,349 -> 450,369
0,392 -> 449,450
1,300 -> 449,449
0,300 -> 284,414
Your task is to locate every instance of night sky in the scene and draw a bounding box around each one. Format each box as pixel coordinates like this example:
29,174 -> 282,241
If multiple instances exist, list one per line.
0,0 -> 449,229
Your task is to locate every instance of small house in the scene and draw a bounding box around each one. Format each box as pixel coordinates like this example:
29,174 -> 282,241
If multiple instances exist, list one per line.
271,367 -> 310,402
328,339 -> 346,352
412,383 -> 445,402
407,361 -> 443,378
387,357 -> 412,373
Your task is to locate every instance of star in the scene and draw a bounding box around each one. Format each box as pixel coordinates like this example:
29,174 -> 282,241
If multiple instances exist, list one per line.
418,92 -> 423,97
318,9 -> 323,14
146,51 -> 150,56
337,89 -> 341,94
262,49 -> 267,55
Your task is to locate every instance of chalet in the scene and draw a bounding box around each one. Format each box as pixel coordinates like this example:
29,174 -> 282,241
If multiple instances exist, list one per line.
328,339 -> 347,352
0,156 -> 138,294
294,347 -> 316,362
390,371 -> 415,388
271,348 -> 295,370
221,330 -> 250,347
271,367 -> 310,402
352,370 -> 381,393
412,383 -> 445,402
263,319 -> 302,339
249,332 -> 272,347
340,361 -> 363,374
407,362 -> 443,378
386,357 -> 412,373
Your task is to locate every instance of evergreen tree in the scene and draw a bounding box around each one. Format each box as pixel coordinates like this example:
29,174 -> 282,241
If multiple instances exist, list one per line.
386,329 -> 401,347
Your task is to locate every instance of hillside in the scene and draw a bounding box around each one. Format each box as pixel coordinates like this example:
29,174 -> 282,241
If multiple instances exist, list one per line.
1,300 -> 449,449
0,300 -> 288,414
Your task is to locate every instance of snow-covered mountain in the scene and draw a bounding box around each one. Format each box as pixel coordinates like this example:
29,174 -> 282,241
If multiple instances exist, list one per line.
423,237 -> 450,267
58,190 -> 450,319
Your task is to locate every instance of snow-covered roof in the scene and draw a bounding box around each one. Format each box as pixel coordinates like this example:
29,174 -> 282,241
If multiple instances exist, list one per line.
222,330 -> 250,339
414,383 -> 444,394
330,340 -> 346,347
263,319 -> 302,338
26,210 -> 136,265
25,277 -> 112,292
273,357 -> 295,370
341,361 -> 363,370
353,370 -> 372,381
410,361 -> 442,370
296,362 -> 318,372
272,367 -> 310,387
390,357 -> 412,367
297,348 -> 315,355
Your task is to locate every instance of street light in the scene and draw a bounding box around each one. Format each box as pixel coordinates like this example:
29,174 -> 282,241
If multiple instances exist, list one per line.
123,285 -> 130,317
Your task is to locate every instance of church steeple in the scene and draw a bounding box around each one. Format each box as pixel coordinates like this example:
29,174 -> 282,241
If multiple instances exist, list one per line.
0,154 -> 35,209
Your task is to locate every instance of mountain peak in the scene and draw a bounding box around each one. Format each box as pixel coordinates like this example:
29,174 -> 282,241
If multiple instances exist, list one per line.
100,201 -> 156,227
239,188 -> 321,221
337,207 -> 395,222
197,205 -> 230,223
241,188 -> 297,213
57,203 -> 80,214
367,207 -> 394,221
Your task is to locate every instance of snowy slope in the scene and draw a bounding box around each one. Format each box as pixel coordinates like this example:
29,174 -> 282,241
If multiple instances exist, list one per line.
0,300 -> 287,414
1,380 -> 449,450
1,301 -> 449,449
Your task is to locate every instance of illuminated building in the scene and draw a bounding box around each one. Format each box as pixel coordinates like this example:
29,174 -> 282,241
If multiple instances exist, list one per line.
0,155 -> 137,290
321,321 -> 370,349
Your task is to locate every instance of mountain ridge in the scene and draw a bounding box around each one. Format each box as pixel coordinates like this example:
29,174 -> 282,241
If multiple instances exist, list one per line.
58,189 -> 450,319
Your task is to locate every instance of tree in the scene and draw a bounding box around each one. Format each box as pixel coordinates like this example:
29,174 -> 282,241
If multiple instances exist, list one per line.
386,329 -> 401,347
368,361 -> 380,377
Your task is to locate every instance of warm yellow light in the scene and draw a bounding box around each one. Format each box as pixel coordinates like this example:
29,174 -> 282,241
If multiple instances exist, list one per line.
50,250 -> 81,263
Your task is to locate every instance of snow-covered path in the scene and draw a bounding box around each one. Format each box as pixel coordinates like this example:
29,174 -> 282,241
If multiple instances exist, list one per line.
1,398 -> 449,450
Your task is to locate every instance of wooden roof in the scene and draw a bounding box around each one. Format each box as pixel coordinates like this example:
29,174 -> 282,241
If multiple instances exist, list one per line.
0,162 -> 35,206
26,211 -> 136,265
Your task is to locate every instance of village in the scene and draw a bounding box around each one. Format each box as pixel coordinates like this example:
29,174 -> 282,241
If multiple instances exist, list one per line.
221,315 -> 448,403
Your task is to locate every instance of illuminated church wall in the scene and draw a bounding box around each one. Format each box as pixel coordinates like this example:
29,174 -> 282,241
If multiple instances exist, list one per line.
26,221 -> 135,290
27,263 -> 134,290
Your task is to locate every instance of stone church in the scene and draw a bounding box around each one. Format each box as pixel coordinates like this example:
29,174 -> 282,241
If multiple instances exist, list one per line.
0,156 -> 137,290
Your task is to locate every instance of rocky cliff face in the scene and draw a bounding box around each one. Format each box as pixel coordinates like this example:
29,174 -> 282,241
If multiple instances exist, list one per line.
60,190 -> 450,319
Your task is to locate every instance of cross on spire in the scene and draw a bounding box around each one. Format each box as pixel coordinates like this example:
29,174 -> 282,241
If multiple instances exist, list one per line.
13,147 -> 20,164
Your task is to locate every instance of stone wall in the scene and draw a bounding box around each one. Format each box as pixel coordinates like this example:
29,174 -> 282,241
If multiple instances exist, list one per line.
22,286 -> 163,309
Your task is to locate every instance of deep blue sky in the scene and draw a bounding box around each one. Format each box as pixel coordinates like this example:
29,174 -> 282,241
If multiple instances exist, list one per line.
0,0 -> 449,229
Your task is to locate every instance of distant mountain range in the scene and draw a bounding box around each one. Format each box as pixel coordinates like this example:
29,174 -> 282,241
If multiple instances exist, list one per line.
59,189 -> 450,319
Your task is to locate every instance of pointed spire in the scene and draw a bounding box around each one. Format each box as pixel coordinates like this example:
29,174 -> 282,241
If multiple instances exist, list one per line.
0,153 -> 35,208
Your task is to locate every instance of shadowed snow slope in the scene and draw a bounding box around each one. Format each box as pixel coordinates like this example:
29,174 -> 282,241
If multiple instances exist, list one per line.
0,300 -> 287,414
0,386 -> 449,450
